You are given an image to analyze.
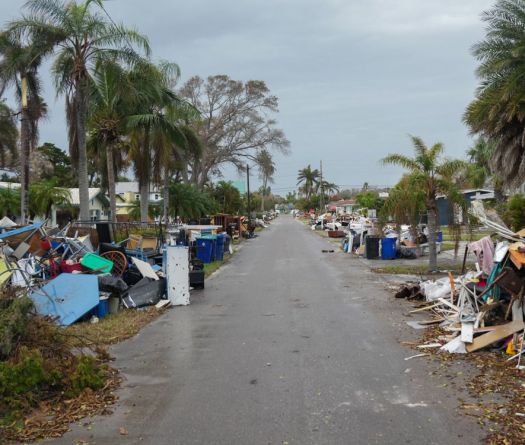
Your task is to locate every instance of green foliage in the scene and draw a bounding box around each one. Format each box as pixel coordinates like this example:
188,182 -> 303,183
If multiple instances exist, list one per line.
0,186 -> 20,218
0,295 -> 34,361
464,0 -> 525,188
211,181 -> 242,214
504,194 -> 525,231
296,165 -> 319,199
0,347 -> 47,413
169,182 -> 217,219
69,356 -> 105,397
28,180 -> 71,218
355,190 -> 383,211
37,143 -> 76,187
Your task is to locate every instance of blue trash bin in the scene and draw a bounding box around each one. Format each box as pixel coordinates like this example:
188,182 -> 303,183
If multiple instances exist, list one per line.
215,234 -> 225,261
196,238 -> 214,263
381,237 -> 397,260
437,231 -> 443,243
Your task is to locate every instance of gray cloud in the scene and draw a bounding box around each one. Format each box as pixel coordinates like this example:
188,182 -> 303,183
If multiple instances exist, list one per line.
1,0 -> 495,192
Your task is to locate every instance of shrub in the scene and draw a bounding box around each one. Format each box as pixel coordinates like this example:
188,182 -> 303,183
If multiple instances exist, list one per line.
504,194 -> 525,231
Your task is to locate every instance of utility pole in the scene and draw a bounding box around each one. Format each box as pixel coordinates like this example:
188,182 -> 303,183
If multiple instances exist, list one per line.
319,160 -> 324,213
246,164 -> 251,224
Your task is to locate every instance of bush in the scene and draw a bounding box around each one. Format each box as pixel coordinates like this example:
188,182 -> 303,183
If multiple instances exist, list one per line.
70,356 -> 105,396
504,194 -> 525,231
0,293 -> 34,360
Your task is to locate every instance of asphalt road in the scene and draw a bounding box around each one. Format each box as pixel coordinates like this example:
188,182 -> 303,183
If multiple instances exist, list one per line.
50,216 -> 483,445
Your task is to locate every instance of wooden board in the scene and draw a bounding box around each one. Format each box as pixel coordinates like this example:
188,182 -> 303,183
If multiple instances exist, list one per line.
466,321 -> 525,352
509,250 -> 525,270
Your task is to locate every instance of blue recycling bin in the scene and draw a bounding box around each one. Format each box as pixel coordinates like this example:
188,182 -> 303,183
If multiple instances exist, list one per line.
196,238 -> 214,263
437,231 -> 443,243
215,233 -> 225,261
381,237 -> 397,260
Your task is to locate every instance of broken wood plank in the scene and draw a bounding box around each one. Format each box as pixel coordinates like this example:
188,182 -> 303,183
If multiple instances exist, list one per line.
404,353 -> 430,360
409,303 -> 441,314
466,321 -> 525,352
437,298 -> 460,312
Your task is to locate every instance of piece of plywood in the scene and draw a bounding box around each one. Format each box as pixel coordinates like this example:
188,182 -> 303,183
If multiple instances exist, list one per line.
131,257 -> 159,281
466,321 -> 525,352
30,274 -> 99,326
509,250 -> 525,270
461,322 -> 474,343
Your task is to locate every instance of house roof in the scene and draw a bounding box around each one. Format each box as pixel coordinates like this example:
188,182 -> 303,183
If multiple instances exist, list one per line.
67,188 -> 104,205
115,182 -> 161,194
0,182 -> 20,189
328,199 -> 355,206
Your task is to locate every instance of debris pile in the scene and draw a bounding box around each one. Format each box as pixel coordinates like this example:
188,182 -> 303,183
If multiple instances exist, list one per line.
396,202 -> 525,365
0,220 -> 229,326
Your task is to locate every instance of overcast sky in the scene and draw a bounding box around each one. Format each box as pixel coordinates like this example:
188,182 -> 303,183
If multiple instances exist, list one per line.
1,0 -> 494,194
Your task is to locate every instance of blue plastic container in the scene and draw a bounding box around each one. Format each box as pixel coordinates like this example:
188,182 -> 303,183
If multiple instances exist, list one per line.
95,297 -> 109,319
381,237 -> 397,260
196,238 -> 214,263
437,231 -> 443,243
215,234 -> 225,261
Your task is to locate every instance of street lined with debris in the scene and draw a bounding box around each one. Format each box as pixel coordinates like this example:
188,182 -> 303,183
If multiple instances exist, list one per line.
52,216 -> 483,444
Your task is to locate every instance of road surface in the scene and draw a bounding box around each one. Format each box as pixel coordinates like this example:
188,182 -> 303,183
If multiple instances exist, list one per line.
50,216 -> 483,445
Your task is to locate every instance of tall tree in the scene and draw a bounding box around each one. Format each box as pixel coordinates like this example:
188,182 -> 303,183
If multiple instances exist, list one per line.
0,30 -> 51,223
127,61 -> 189,223
464,0 -> 525,189
10,0 -> 150,221
179,75 -> 289,188
296,165 -> 319,200
255,149 -> 275,212
28,179 -> 71,219
88,60 -> 131,222
382,136 -> 464,271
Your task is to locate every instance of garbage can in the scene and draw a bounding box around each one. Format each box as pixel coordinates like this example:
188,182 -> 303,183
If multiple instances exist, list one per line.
196,238 -> 214,263
215,233 -> 225,261
223,233 -> 231,254
381,237 -> 397,260
437,231 -> 443,243
365,236 -> 380,259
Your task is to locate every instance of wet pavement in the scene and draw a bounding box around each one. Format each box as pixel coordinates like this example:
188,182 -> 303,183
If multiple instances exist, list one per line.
48,215 -> 483,445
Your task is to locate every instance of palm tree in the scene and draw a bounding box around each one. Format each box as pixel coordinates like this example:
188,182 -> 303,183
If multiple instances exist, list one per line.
0,101 -> 18,169
382,136 -> 465,271
28,180 -> 71,219
127,61 -> 191,223
464,0 -> 525,188
256,149 -> 275,211
10,0 -> 150,221
88,60 -> 131,222
380,174 -> 425,240
297,165 -> 319,199
0,30 -> 51,223
317,180 -> 339,198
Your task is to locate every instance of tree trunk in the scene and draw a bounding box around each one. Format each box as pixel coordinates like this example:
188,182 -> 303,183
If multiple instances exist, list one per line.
163,166 -> 169,224
427,200 -> 438,272
105,143 -> 117,223
75,84 -> 90,221
261,177 -> 266,212
139,179 -> 149,224
19,107 -> 31,224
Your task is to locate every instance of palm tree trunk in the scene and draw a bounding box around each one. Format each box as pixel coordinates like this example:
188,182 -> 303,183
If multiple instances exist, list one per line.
139,180 -> 149,224
261,176 -> 267,212
163,166 -> 169,224
427,200 -> 438,271
75,84 -> 90,221
19,108 -> 31,224
105,143 -> 117,223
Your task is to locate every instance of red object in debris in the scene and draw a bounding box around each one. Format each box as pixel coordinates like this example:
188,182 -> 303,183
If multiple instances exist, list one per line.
41,239 -> 51,250
60,262 -> 83,273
